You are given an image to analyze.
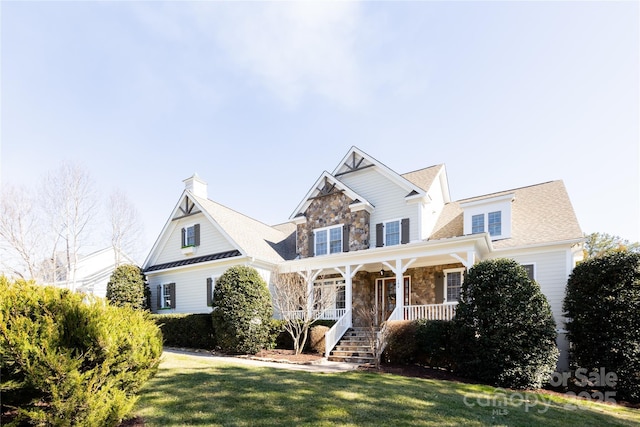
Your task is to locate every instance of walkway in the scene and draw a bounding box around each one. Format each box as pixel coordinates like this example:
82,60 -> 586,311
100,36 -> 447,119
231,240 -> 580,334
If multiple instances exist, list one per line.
163,348 -> 360,374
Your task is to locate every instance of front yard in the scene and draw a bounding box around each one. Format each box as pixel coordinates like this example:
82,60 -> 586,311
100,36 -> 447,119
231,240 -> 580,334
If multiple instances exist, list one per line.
130,352 -> 639,426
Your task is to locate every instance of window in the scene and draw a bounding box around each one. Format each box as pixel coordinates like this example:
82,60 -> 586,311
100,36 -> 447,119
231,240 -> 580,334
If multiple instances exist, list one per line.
314,225 -> 342,256
376,218 -> 409,247
158,283 -> 175,309
385,220 -> 400,246
488,211 -> 502,236
522,264 -> 535,281
470,212 -> 502,237
313,279 -> 346,317
182,224 -> 200,247
206,277 -> 216,307
472,214 -> 484,234
444,268 -> 464,302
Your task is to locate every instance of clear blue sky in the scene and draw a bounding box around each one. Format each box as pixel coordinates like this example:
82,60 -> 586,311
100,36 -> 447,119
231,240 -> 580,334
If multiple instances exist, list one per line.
2,1 -> 639,260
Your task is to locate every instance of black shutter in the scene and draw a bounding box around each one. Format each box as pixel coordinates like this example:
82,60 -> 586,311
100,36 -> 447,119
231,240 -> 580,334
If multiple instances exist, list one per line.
181,228 -> 186,247
156,284 -> 161,310
435,273 -> 445,304
376,223 -> 384,247
343,224 -> 350,252
194,224 -> 201,246
308,232 -> 315,257
401,218 -> 410,244
206,278 -> 213,307
169,283 -> 176,309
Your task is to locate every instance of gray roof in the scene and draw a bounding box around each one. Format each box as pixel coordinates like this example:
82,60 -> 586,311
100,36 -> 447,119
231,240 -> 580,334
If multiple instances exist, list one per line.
192,194 -> 296,263
430,180 -> 583,248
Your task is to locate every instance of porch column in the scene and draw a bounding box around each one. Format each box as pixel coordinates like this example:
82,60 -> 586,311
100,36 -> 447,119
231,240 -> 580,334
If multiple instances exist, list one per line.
297,269 -> 323,319
382,258 -> 416,320
450,250 -> 476,269
334,264 -> 363,328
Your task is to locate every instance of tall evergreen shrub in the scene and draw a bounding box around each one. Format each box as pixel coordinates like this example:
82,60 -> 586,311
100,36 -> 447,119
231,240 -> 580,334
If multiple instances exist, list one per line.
564,251 -> 640,402
106,264 -> 148,310
454,259 -> 559,389
211,266 -> 274,354
0,277 -> 162,426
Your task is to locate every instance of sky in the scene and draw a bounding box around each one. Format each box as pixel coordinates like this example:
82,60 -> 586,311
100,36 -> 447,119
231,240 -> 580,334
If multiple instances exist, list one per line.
1,1 -> 639,263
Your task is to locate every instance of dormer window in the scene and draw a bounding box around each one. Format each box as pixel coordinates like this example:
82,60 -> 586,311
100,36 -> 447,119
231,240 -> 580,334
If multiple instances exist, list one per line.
471,211 -> 502,237
461,193 -> 513,240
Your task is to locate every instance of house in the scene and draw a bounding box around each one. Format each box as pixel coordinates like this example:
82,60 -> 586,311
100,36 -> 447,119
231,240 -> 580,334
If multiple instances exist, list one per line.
52,246 -> 136,297
142,147 -> 583,370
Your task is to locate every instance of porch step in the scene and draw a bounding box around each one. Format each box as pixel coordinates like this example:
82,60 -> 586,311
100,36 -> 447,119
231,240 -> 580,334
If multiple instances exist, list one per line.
327,327 -> 379,365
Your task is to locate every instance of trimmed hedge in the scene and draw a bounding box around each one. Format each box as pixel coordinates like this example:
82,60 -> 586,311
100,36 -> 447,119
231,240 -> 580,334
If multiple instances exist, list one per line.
382,321 -> 418,365
564,251 -> 640,402
454,259 -> 559,389
106,264 -> 148,310
211,266 -> 274,354
415,319 -> 455,370
0,277 -> 162,426
152,314 -> 216,350
273,319 -> 336,353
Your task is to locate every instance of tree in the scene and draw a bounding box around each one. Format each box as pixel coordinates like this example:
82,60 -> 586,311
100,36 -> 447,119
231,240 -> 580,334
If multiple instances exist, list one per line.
211,266 -> 273,354
271,268 -> 337,355
107,189 -> 144,264
40,162 -> 97,290
106,264 -> 148,310
583,232 -> 640,259
0,185 -> 44,280
563,251 -> 640,402
454,259 -> 559,389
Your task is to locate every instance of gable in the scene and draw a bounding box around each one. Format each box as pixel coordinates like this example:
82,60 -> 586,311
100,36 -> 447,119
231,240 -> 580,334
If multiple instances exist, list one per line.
143,192 -> 243,269
289,171 -> 373,220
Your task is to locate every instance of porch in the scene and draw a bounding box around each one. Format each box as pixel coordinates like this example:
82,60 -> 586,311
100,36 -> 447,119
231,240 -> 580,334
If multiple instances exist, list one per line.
277,235 -> 489,358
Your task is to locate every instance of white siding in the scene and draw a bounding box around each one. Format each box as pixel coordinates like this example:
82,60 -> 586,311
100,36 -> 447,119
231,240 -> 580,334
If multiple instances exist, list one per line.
421,178 -> 447,240
339,168 -> 420,244
154,212 -> 237,265
148,263 -> 273,315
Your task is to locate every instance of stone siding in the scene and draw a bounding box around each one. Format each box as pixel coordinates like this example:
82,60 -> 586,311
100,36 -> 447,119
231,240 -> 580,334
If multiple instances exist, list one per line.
296,192 -> 370,258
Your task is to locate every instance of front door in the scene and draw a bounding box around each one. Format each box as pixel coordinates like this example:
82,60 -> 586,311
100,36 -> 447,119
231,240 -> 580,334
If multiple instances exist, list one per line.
376,278 -> 396,325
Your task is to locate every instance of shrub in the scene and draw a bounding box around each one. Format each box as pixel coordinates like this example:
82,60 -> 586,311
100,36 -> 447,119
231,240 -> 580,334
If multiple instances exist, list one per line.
0,277 -> 162,426
454,259 -> 559,389
382,321 -> 418,365
106,264 -> 148,310
153,314 -> 216,350
308,325 -> 329,354
211,266 -> 274,354
564,251 -> 640,402
415,320 -> 455,370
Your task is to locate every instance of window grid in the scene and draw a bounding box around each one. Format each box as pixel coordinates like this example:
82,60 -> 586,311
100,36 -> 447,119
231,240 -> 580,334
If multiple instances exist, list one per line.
385,220 -> 400,246
315,230 -> 328,255
488,211 -> 502,236
471,214 -> 484,234
329,227 -> 342,254
446,271 -> 462,302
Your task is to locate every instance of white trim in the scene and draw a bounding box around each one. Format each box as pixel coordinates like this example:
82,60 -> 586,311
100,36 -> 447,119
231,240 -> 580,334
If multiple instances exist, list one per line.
521,263 -> 536,280
313,224 -> 344,256
460,193 -> 515,208
332,147 -> 426,200
443,267 -> 465,303
289,171 -> 373,220
383,218 -> 402,247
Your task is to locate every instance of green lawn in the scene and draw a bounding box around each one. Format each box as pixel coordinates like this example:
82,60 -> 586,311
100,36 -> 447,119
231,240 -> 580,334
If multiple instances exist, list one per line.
132,352 -> 639,426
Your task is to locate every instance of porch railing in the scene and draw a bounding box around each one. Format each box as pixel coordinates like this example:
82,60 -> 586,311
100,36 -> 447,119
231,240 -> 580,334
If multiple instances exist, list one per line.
403,302 -> 458,321
324,309 -> 351,357
276,308 -> 346,321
